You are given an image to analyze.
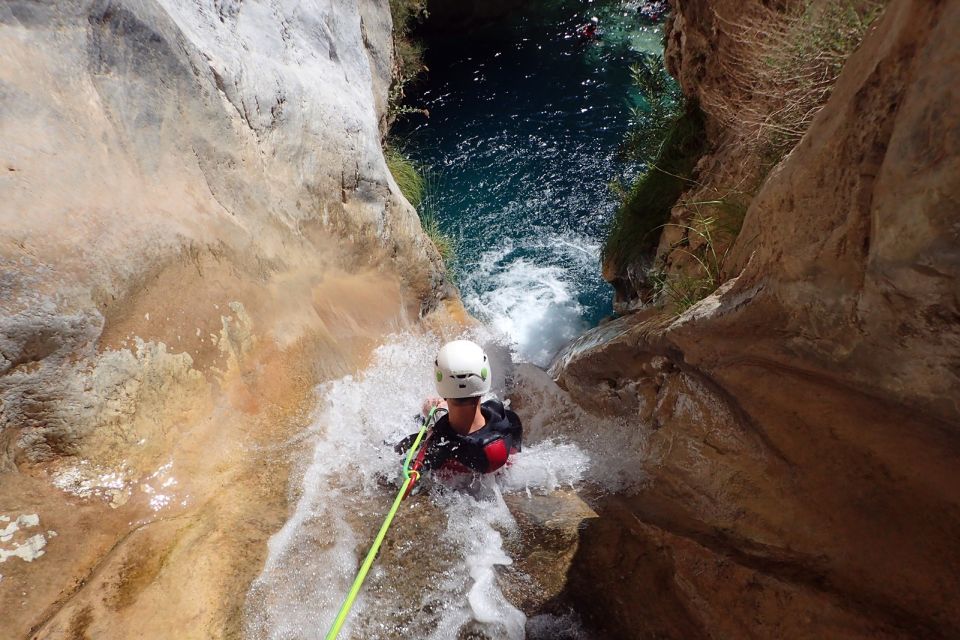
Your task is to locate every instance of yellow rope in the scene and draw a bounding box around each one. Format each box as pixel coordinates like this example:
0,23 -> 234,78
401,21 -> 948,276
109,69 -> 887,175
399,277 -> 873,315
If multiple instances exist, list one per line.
324,408 -> 437,640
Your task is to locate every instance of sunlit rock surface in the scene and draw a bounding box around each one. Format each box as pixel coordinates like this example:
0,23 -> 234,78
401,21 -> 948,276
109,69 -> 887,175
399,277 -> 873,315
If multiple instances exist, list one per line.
553,0 -> 960,637
0,1 -> 444,637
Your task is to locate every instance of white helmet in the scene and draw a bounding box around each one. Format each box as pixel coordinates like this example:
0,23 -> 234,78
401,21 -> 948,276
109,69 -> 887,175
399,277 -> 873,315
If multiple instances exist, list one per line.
435,340 -> 491,399
590,16 -> 599,24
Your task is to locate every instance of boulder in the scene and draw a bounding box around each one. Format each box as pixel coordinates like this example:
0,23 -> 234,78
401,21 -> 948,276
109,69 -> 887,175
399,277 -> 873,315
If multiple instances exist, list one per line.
552,0 -> 960,637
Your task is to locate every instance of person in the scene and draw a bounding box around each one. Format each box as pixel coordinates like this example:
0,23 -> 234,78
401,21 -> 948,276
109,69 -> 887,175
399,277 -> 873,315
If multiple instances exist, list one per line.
579,16 -> 599,40
396,339 -> 522,476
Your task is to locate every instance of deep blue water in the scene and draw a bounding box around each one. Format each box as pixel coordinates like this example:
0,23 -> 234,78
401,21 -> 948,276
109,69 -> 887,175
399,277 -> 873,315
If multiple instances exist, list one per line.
398,1 -> 664,365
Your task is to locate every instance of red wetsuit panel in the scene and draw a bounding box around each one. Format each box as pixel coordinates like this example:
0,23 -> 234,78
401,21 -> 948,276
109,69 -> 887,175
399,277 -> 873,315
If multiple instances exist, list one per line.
439,459 -> 474,474
483,439 -> 509,472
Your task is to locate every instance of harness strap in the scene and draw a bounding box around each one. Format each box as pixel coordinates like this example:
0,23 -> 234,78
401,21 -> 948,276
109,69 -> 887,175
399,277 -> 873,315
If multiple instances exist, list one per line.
403,430 -> 434,499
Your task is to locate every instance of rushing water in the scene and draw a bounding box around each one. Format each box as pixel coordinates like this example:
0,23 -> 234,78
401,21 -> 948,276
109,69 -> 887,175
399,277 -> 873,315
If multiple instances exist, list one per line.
245,332 -> 604,639
244,331 -> 650,638
398,0 -> 666,366
246,4 -> 665,638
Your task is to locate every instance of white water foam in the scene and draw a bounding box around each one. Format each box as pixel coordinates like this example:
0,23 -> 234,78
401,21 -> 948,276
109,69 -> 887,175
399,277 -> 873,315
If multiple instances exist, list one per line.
510,362 -> 650,492
245,331 -> 596,639
461,235 -> 601,367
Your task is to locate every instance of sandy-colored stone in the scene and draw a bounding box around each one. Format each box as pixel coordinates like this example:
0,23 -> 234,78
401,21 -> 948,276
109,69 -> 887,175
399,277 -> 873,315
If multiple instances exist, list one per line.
553,0 -> 960,637
501,491 -> 598,615
0,1 -> 446,638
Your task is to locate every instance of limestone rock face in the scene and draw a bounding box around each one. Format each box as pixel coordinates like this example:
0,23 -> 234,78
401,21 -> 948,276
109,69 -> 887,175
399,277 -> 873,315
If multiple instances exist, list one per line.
553,0 -> 960,637
0,1 -> 443,637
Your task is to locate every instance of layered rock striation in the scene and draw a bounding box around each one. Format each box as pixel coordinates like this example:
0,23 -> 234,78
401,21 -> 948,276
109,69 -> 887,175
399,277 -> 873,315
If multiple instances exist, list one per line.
553,0 -> 960,637
0,1 -> 444,637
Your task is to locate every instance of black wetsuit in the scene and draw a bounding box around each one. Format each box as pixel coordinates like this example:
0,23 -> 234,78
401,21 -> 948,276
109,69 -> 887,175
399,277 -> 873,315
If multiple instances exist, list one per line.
398,399 -> 522,474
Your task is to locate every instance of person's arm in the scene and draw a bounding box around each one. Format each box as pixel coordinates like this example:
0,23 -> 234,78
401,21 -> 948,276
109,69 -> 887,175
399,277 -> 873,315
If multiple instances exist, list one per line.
394,431 -> 420,455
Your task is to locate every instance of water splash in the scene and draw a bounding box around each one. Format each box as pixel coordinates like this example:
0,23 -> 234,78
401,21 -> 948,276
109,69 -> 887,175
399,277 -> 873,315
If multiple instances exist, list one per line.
245,331 -> 597,639
461,235 -> 602,367
398,3 -> 670,368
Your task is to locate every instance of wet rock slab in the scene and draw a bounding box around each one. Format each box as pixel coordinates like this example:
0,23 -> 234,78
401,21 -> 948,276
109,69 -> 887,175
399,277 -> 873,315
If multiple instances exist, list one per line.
550,0 -> 960,637
501,490 -> 598,616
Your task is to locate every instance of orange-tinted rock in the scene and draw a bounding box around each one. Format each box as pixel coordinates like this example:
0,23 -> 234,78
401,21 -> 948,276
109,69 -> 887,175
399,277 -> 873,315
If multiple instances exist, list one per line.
553,0 -> 960,637
0,1 -> 446,637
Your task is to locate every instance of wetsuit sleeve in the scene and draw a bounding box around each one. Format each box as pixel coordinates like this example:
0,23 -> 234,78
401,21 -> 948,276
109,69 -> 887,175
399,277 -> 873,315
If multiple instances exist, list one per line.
505,408 -> 523,452
396,422 -> 456,471
422,432 -> 459,470
394,432 -> 420,455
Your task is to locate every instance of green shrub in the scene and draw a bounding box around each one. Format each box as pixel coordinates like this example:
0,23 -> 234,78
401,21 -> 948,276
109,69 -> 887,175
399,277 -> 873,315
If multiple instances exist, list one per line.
388,0 -> 429,120
603,103 -> 708,268
620,53 -> 682,165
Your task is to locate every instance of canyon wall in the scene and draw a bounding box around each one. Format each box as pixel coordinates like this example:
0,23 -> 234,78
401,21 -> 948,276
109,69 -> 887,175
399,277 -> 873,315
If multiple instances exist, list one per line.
553,0 -> 960,637
0,1 -> 445,637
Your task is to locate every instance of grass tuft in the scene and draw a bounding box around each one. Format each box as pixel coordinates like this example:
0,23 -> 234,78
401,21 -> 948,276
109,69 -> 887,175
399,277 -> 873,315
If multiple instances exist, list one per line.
650,214 -> 731,315
702,0 -> 886,163
385,146 -> 425,208
420,210 -> 455,265
384,147 -> 457,274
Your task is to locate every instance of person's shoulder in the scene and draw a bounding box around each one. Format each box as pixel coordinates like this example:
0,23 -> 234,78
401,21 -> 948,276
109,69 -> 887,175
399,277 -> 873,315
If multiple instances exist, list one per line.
482,398 -> 521,429
500,401 -> 522,428
432,412 -> 457,436
482,398 -> 521,416
482,398 -> 506,412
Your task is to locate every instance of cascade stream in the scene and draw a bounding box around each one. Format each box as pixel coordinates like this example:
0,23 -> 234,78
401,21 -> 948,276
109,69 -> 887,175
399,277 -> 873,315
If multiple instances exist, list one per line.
398,0 -> 665,366
246,3 -> 665,638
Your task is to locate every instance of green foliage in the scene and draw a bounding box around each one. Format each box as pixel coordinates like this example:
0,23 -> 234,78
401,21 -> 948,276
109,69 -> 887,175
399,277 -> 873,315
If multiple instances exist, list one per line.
620,53 -> 682,164
385,147 -> 425,207
384,147 -> 457,272
420,209 -> 456,266
390,0 -> 428,37
388,0 -> 429,120
603,103 -> 707,268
